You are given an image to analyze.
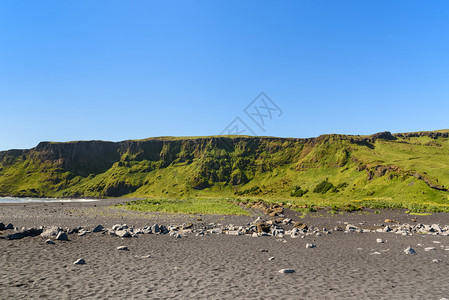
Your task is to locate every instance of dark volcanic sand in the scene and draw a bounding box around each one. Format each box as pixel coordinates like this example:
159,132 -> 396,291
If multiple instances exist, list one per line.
1,200 -> 449,299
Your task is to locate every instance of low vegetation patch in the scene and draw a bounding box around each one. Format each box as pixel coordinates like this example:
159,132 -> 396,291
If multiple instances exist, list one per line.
119,198 -> 250,215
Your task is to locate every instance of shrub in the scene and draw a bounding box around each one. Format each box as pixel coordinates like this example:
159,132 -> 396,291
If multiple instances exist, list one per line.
290,185 -> 308,197
313,180 -> 334,194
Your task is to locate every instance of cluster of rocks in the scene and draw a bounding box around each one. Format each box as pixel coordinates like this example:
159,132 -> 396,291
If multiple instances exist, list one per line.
343,222 -> 449,236
2,217 -> 449,243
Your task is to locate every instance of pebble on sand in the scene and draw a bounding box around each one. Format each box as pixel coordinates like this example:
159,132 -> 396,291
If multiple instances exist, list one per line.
306,243 -> 316,248
278,269 -> 295,274
425,247 -> 436,251
269,257 -> 275,261
73,259 -> 85,265
117,246 -> 129,251
404,247 -> 416,254
45,239 -> 55,245
376,238 -> 384,243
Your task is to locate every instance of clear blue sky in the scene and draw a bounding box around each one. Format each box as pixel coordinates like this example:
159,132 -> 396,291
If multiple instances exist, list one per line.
1,1 -> 448,151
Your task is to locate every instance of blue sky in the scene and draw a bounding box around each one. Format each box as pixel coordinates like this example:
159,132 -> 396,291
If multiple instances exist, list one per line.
1,1 -> 448,150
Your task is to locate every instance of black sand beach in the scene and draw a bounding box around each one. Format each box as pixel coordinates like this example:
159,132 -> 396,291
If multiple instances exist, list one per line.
1,200 -> 449,299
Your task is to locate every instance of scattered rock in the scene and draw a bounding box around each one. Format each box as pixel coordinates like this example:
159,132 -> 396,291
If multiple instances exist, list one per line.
41,226 -> 61,238
256,223 -> 271,233
278,269 -> 295,274
260,249 -> 268,252
6,228 -> 43,240
92,225 -> 104,233
117,246 -> 129,251
116,230 -> 132,238
45,239 -> 55,244
56,232 -> 68,241
140,255 -> 151,259
73,259 -> 85,265
404,247 -> 416,254
376,238 -> 384,243
151,224 -> 161,234
432,259 -> 442,263
269,257 -> 275,261
306,243 -> 316,248
425,247 -> 436,251
294,223 -> 308,230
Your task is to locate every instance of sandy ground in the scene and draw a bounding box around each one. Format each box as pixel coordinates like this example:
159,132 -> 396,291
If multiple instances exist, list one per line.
1,200 -> 449,299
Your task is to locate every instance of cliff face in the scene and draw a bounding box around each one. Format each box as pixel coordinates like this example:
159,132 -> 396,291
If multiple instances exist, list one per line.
1,131 -> 449,201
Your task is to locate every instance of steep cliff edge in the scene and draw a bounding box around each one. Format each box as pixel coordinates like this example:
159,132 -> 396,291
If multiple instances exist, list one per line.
1,131 -> 449,205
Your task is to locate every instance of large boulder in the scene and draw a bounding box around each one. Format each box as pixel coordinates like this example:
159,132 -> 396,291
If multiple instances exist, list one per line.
41,226 -> 62,238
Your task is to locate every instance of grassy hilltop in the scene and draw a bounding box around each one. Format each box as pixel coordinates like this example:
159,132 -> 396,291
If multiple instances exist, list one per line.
1,130 -> 449,212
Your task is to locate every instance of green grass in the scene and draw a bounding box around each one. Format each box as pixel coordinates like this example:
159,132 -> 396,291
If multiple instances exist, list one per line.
120,198 -> 250,215
407,212 -> 433,216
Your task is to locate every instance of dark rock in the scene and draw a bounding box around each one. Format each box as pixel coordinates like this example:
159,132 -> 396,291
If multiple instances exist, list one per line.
92,225 -> 104,232
278,269 -> 295,274
151,224 -> 160,234
73,258 -> 85,265
256,223 -> 271,233
56,232 -> 69,241
6,228 -> 43,240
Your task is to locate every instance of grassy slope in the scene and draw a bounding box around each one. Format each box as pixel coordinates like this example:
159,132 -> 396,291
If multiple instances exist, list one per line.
1,131 -> 449,212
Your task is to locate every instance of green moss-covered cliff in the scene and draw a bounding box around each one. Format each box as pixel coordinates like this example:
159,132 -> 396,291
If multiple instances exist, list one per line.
1,131 -> 449,206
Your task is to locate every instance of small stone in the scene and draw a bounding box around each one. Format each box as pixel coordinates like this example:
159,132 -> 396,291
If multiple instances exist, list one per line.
5,223 -> 14,230
117,246 -> 129,251
278,269 -> 295,274
73,259 -> 85,265
404,247 -> 416,254
140,255 -> 151,259
432,259 -> 442,263
56,232 -> 68,241
376,238 -> 384,243
92,225 -> 104,233
45,239 -> 55,245
116,230 -> 131,238
306,243 -> 316,248
268,257 -> 275,261
425,247 -> 436,251
260,249 -> 268,252
371,252 -> 381,255
433,241 -> 441,244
